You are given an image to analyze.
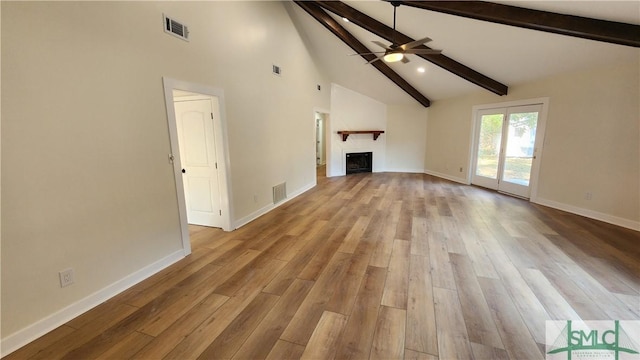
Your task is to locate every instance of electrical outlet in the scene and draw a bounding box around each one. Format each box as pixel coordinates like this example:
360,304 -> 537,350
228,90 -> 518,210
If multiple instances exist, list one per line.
585,192 -> 593,200
253,195 -> 258,203
459,167 -> 463,172
59,268 -> 74,287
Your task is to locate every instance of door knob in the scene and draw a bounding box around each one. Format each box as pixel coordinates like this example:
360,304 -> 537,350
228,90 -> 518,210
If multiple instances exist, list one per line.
182,169 -> 186,173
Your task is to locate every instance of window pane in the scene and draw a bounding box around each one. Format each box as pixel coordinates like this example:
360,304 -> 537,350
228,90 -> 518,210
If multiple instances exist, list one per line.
502,112 -> 538,186
476,114 -> 504,179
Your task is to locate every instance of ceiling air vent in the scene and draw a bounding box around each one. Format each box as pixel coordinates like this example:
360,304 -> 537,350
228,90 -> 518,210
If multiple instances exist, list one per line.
164,14 -> 189,42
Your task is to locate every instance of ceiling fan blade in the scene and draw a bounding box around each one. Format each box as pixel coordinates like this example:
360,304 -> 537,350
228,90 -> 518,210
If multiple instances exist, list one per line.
403,49 -> 442,55
365,55 -> 385,65
350,51 -> 386,56
399,37 -> 433,51
372,41 -> 392,50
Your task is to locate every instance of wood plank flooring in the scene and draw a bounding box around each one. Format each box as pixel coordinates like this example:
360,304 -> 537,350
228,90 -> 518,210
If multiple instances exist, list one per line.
5,170 -> 639,359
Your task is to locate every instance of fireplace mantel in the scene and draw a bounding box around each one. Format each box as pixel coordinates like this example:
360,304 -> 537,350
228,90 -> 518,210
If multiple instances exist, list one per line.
337,130 -> 385,141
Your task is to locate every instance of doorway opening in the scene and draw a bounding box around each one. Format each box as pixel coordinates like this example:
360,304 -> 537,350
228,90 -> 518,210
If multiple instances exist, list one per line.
315,111 -> 329,178
470,98 -> 548,200
163,77 -> 233,255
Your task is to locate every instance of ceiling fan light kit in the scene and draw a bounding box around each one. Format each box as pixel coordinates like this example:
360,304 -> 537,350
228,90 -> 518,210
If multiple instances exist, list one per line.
383,52 -> 404,62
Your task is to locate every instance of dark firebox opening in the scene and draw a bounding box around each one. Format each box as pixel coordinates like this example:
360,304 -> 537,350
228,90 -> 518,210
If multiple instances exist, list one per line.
346,152 -> 372,175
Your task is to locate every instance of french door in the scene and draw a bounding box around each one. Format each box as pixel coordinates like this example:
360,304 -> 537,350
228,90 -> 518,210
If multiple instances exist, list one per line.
472,104 -> 542,199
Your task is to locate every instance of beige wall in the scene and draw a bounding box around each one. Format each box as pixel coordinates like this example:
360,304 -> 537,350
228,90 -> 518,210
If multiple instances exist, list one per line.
425,98 -> 473,182
426,59 -> 640,227
386,104 -> 428,173
1,1 -> 328,342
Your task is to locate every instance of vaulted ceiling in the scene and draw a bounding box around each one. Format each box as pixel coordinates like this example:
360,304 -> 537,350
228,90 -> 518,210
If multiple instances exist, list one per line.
285,1 -> 640,106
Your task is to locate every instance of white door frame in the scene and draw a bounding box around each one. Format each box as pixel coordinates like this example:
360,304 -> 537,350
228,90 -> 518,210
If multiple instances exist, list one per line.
469,97 -> 549,202
163,77 -> 234,255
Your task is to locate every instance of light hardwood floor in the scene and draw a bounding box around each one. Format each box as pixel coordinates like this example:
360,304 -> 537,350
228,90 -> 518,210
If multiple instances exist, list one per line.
5,171 -> 639,359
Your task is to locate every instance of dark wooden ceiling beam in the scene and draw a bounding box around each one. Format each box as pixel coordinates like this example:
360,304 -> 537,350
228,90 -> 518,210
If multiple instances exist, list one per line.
399,1 -> 640,48
294,1 -> 432,107
315,1 -> 508,96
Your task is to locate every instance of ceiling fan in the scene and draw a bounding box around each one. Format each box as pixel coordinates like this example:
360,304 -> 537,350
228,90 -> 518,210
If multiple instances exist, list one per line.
354,1 -> 441,64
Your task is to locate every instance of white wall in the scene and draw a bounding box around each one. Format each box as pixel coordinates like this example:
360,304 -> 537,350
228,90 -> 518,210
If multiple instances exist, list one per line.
386,104 -> 428,173
425,59 -> 640,229
327,85 -> 429,176
328,84 -> 387,177
1,1 -> 329,350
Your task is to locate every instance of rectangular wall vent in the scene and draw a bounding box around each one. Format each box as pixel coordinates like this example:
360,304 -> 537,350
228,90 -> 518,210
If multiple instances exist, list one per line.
164,14 -> 189,42
273,182 -> 287,204
272,64 -> 282,76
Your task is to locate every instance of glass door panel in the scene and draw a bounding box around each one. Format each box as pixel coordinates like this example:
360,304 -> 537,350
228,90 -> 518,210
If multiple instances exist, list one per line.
497,107 -> 540,198
472,109 -> 506,190
475,113 -> 504,179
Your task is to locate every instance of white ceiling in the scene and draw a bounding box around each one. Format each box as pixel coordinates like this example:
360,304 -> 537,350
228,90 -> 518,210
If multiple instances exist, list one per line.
285,1 -> 640,105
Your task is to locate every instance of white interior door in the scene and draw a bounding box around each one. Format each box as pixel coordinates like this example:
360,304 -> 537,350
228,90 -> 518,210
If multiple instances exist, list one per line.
174,99 -> 223,228
472,104 -> 542,199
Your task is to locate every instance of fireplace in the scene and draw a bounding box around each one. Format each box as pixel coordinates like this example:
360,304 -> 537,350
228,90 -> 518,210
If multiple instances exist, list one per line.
346,152 -> 372,174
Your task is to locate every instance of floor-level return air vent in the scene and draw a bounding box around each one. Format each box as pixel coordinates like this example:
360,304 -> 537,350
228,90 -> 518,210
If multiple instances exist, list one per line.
273,183 -> 287,204
163,14 -> 189,41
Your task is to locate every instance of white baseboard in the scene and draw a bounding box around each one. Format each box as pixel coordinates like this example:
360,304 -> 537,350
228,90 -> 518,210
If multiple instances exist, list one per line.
234,203 -> 275,230
385,167 -> 425,174
533,197 -> 640,231
424,169 -> 469,185
0,250 -> 185,357
233,181 -> 316,229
